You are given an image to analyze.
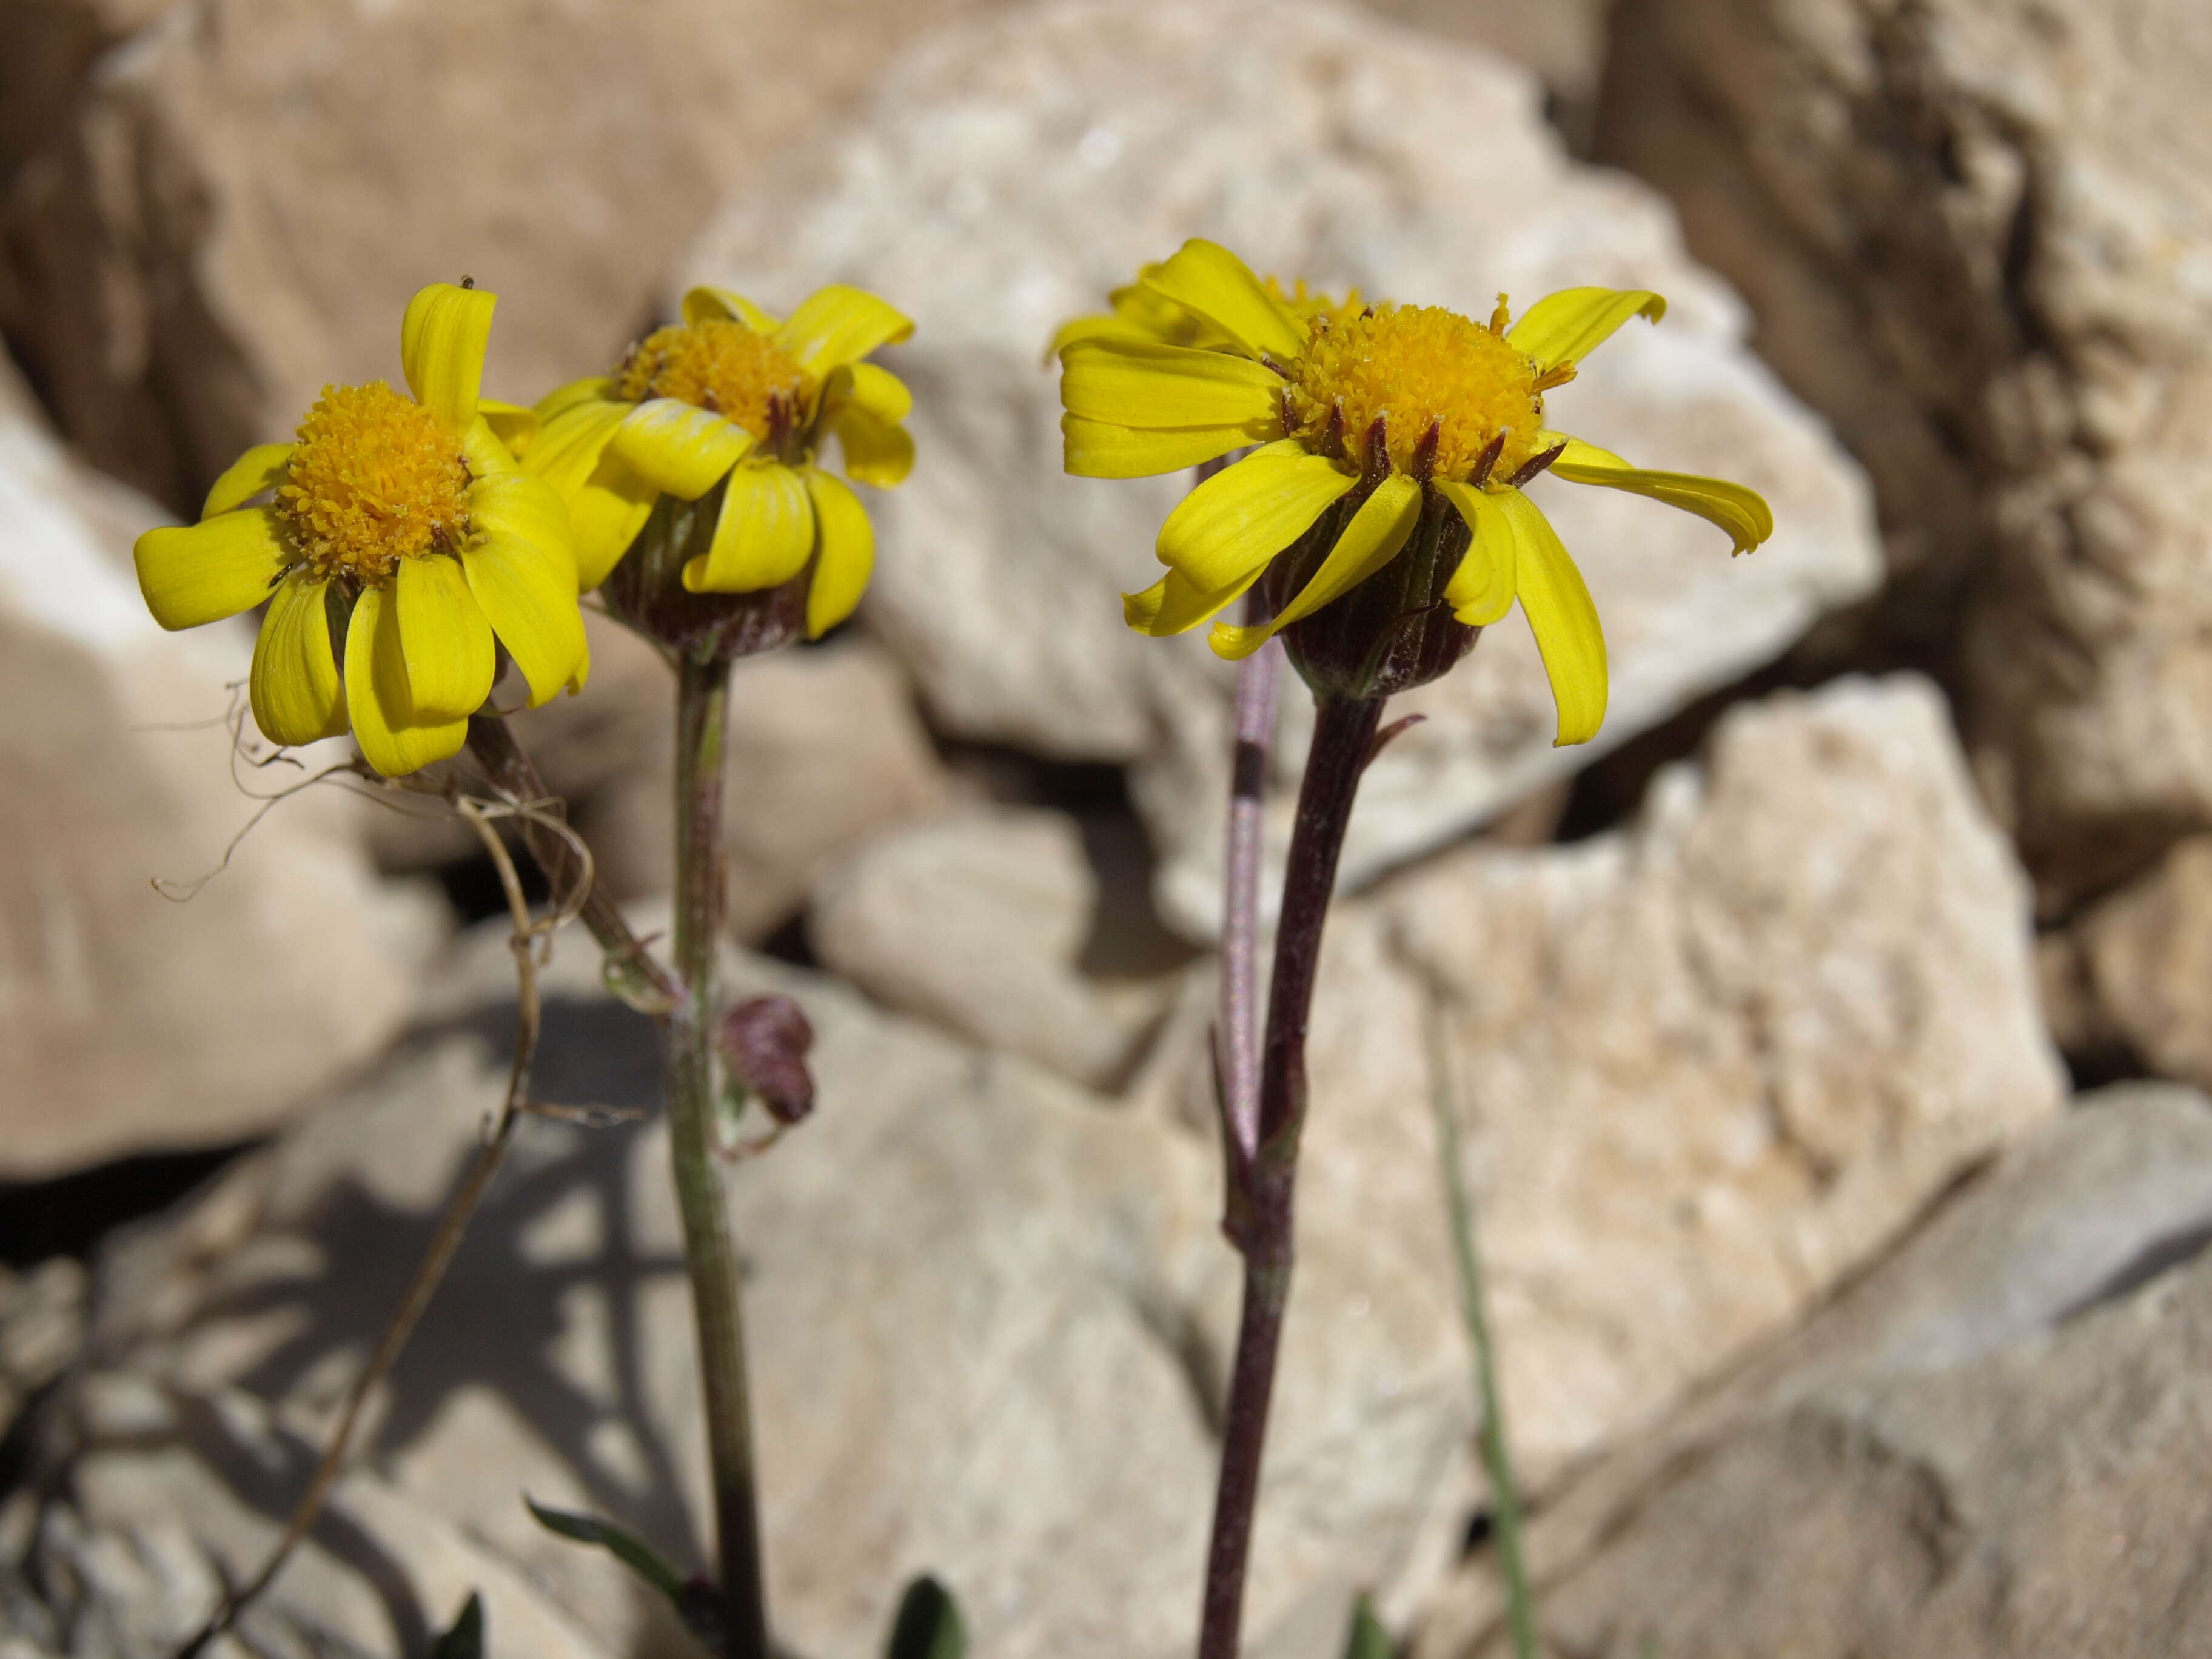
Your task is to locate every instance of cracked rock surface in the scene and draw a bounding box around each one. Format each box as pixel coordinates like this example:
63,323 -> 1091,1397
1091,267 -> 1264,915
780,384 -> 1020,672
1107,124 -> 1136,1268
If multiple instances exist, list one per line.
12,677 -> 2062,1658
682,0 -> 1883,939
1415,1082 -> 2212,1659
1261,673 -> 2066,1486
1597,0 -> 2212,913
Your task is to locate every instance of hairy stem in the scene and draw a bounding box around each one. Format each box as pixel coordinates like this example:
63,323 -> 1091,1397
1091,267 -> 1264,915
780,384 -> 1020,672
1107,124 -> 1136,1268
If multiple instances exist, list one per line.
1218,600 -> 1283,1228
1199,692 -> 1383,1659
670,653 -> 769,1659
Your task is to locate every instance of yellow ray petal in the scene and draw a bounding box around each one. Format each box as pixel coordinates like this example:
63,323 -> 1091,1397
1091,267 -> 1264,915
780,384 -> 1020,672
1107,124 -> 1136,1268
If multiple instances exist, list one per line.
249,569 -> 345,746
1434,481 -> 1517,625
1495,488 -> 1607,746
1060,338 -> 1284,432
802,468 -> 874,638
610,397 -> 753,499
684,284 -> 780,333
1136,239 -> 1305,364
460,416 -> 523,479
834,409 -> 915,488
683,461 -> 814,594
394,554 -> 496,720
202,443 -> 293,518
526,400 -> 654,588
478,399 -> 540,460
774,285 -> 914,373
1208,474 -> 1422,660
535,375 -> 618,424
344,583 -> 468,776
1546,435 -> 1774,555
469,469 -> 574,564
133,506 -> 289,631
1061,414 -> 1256,478
1506,288 -> 1666,372
1122,566 -> 1265,638
400,282 -> 497,434
823,361 -> 913,426
1048,311 -> 1157,358
1156,439 -> 1356,590
461,526 -> 588,707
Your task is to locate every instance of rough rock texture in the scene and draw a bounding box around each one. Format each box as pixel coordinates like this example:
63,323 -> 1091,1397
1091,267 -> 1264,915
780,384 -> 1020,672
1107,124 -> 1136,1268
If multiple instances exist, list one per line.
0,0 -> 1621,518
2045,835 -> 2212,1091
28,910 -> 1470,1659
0,357 -> 442,1177
572,637 -> 951,940
809,805 -> 1193,1090
1414,1084 -> 2212,1659
681,0 -> 1884,939
0,0 -> 1019,512
0,1259 -> 86,1443
1596,0 -> 2212,912
1269,674 -> 2065,1480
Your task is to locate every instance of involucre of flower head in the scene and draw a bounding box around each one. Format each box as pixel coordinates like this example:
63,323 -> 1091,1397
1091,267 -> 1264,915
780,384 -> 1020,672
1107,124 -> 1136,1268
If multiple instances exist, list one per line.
526,284 -> 915,659
1054,240 -> 1775,739
131,282 -> 589,776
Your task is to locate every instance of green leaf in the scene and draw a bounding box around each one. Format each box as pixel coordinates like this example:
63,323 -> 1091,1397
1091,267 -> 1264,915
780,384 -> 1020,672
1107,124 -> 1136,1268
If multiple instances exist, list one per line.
1342,1593 -> 1392,1659
885,1574 -> 965,1659
525,1496 -> 687,1603
429,1592 -> 484,1659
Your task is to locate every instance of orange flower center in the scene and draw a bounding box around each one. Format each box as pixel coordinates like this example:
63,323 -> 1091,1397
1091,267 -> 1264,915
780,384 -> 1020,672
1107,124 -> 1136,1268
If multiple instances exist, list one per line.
1285,301 -> 1557,485
276,381 -> 471,583
617,319 -> 813,442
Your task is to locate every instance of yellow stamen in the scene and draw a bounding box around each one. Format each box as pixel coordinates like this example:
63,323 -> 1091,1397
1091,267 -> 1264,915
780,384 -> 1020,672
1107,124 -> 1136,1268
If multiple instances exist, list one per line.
1488,294 -> 1512,334
276,381 -> 471,583
1286,303 -> 1549,484
617,318 -> 813,442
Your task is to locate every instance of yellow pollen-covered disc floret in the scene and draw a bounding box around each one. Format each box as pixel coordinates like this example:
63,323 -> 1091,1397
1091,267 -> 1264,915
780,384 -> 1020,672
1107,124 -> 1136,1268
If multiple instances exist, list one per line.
618,318 -> 814,442
277,381 -> 471,583
1285,302 -> 1551,485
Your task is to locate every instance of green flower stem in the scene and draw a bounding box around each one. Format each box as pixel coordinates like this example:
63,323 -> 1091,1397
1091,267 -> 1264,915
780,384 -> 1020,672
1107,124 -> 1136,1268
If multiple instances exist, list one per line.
1426,990 -> 1537,1659
671,652 -> 771,1659
1199,691 -> 1384,1659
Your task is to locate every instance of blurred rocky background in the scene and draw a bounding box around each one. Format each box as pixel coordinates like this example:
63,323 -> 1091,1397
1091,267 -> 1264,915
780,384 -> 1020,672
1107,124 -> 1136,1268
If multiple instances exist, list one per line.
1,0 -> 2206,1654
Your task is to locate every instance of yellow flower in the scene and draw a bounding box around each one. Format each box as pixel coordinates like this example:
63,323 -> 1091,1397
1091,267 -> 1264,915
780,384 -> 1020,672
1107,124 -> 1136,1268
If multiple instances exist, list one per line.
133,283 -> 589,777
1057,240 -> 1774,745
529,284 -> 914,640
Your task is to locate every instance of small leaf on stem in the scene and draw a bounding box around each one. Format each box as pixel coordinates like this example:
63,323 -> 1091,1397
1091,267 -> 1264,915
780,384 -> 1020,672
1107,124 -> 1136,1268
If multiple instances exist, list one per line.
428,1592 -> 484,1659
1341,1594 -> 1392,1659
885,1574 -> 965,1659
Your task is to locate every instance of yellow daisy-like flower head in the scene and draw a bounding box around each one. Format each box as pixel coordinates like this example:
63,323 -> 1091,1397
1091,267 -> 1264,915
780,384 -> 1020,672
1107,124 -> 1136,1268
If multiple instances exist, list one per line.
528,284 -> 914,646
1056,240 -> 1775,743
132,283 -> 589,777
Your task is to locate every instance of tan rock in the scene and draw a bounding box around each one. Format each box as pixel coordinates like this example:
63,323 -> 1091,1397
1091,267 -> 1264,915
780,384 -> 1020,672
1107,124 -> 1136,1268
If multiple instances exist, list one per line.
0,355 -> 443,1178
0,0 -> 1027,512
362,627 -> 948,944
0,1258 -> 86,1443
808,805 -> 1192,1090
49,891 -> 1524,1659
1415,1083 -> 2212,1659
683,0 -> 1883,939
2063,836 -> 2212,1091
26,1370 -> 623,1659
1263,674 -> 2065,1484
596,640 -> 953,940
0,0 -> 1610,518
1595,0 -> 2212,910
